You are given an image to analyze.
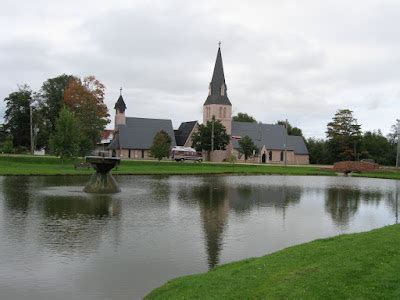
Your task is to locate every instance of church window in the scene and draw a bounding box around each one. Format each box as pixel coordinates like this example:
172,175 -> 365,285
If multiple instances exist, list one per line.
280,151 -> 284,161
269,151 -> 272,161
221,84 -> 225,96
219,107 -> 222,118
223,107 -> 226,118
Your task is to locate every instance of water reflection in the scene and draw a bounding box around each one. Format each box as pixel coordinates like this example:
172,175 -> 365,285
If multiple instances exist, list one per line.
2,177 -> 31,241
324,187 -> 384,227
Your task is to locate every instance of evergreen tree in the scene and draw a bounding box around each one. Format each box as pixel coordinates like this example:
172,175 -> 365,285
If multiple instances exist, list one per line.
238,135 -> 257,161
326,109 -> 362,161
150,130 -> 172,161
50,106 -> 81,160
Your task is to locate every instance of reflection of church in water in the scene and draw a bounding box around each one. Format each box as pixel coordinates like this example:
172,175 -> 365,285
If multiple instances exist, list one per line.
189,177 -> 303,268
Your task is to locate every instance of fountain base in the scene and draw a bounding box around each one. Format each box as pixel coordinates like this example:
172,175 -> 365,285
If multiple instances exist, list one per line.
84,156 -> 121,194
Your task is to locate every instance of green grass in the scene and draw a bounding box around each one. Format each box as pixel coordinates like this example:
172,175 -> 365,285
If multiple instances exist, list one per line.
0,155 -> 334,176
146,225 -> 400,299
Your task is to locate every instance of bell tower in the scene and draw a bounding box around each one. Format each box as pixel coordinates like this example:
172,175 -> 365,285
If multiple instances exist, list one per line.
203,44 -> 232,134
114,87 -> 126,129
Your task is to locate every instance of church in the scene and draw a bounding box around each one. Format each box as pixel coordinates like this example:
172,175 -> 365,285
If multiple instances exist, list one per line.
108,46 -> 309,164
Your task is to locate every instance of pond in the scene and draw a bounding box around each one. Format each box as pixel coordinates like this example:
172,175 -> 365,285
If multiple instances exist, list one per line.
0,175 -> 398,299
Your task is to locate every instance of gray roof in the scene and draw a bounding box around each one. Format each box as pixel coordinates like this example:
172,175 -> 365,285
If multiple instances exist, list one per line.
174,121 -> 197,146
231,121 -> 308,154
287,135 -> 309,155
204,47 -> 232,106
108,117 -> 176,150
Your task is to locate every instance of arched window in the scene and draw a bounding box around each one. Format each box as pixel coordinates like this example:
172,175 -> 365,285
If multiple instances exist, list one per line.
280,151 -> 284,161
269,151 -> 272,161
220,84 -> 225,96
223,107 -> 226,118
219,107 -> 222,118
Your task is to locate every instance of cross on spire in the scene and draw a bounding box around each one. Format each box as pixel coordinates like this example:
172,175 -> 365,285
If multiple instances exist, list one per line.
120,87 -> 122,96
218,41 -> 221,48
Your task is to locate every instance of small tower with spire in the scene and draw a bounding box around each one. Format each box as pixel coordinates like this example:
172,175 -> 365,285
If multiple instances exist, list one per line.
114,87 -> 126,129
203,43 -> 232,134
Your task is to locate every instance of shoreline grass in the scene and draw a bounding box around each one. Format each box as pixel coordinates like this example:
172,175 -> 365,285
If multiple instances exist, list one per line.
146,224 -> 400,299
0,155 -> 399,180
0,155 -> 334,176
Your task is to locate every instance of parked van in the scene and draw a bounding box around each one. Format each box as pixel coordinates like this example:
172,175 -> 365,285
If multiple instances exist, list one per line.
171,146 -> 203,162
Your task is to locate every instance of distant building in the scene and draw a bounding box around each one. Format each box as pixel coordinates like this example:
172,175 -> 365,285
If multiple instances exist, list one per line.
107,45 -> 309,164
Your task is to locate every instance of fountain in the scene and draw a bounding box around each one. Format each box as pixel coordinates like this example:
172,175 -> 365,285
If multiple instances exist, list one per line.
84,154 -> 121,194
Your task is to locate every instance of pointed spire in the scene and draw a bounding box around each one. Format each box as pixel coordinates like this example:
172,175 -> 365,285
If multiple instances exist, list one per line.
114,88 -> 127,113
204,44 -> 231,106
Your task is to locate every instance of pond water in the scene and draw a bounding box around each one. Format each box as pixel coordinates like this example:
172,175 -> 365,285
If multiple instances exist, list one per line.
0,175 -> 398,299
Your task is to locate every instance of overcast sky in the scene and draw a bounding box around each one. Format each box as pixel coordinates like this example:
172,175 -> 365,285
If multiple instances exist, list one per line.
1,0 -> 400,138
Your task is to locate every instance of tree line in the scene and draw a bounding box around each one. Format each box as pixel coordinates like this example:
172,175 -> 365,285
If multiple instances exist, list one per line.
0,74 -> 109,159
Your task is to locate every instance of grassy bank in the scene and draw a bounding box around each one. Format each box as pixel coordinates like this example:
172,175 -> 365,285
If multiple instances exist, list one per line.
0,155 -> 334,176
146,225 -> 400,299
0,155 -> 399,180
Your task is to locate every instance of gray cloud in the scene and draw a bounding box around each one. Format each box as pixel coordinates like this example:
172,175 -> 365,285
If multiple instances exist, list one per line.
1,0 -> 400,138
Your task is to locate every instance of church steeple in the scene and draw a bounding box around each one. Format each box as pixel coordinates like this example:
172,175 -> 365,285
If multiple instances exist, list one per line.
204,45 -> 231,106
203,44 -> 232,135
114,88 -> 126,128
114,87 -> 127,113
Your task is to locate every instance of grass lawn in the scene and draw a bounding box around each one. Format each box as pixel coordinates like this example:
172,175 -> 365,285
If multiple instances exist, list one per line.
0,155 -> 335,176
146,224 -> 400,299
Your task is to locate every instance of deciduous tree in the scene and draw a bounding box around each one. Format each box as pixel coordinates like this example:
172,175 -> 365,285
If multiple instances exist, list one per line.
276,120 -> 303,136
150,130 -> 172,161
3,85 -> 32,150
50,106 -> 81,160
64,76 -> 110,155
191,117 -> 230,153
238,135 -> 257,162
233,112 -> 256,123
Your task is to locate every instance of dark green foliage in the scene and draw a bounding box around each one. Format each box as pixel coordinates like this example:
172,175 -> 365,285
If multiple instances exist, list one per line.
50,106 -> 81,160
233,112 -> 256,123
1,136 -> 14,153
238,135 -> 257,161
37,74 -> 76,150
306,138 -> 331,164
276,120 -> 303,136
3,85 -> 32,150
326,109 -> 362,162
150,130 -> 172,161
191,117 -> 230,152
362,130 -> 396,165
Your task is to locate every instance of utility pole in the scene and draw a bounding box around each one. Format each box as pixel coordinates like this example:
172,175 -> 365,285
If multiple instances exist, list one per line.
284,119 -> 288,167
211,118 -> 215,153
30,102 -> 34,155
396,119 -> 400,168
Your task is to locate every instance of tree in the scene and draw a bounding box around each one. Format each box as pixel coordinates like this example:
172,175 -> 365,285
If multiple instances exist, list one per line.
326,109 -> 362,162
276,120 -> 303,136
3,85 -> 32,150
64,76 -> 110,155
150,130 -> 172,161
191,117 -> 230,153
50,106 -> 81,160
362,130 -> 395,165
306,138 -> 331,164
233,112 -> 256,123
238,135 -> 257,161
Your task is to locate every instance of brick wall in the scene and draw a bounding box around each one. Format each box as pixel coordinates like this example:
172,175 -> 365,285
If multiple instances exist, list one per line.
333,161 -> 379,173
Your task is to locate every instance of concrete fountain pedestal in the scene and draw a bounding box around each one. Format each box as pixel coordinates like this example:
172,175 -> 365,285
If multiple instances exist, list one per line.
84,156 -> 121,193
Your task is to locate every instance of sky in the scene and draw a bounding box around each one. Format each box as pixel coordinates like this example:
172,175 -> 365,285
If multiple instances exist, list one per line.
1,0 -> 400,138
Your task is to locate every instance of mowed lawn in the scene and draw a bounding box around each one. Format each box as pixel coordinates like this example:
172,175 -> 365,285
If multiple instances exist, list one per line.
0,155 -> 335,176
146,225 -> 400,299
